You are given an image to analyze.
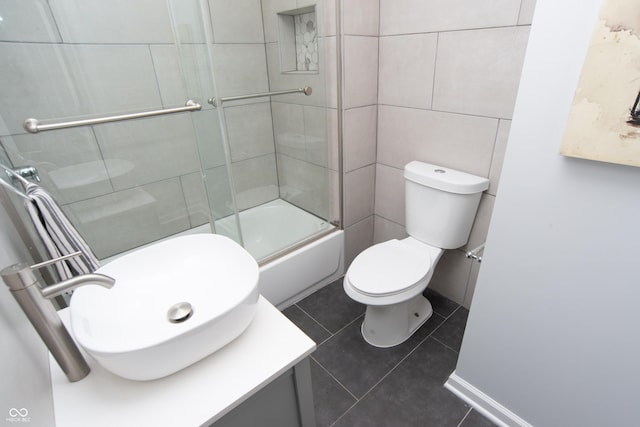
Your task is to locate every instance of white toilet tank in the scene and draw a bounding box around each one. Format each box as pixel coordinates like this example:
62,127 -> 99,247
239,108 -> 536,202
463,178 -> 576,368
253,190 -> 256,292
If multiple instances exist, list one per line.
404,161 -> 489,249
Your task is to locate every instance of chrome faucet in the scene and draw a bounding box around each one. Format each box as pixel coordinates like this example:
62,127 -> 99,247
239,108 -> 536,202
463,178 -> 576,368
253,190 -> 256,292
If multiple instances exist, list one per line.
1,252 -> 115,382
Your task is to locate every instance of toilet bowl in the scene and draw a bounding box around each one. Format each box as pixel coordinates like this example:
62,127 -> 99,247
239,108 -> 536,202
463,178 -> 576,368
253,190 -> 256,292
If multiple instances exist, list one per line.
343,160 -> 489,348
344,238 -> 443,347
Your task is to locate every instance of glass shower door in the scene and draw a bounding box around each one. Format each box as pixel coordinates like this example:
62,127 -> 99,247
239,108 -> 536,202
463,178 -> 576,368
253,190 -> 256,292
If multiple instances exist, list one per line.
166,0 -> 244,246
0,0 -> 239,262
171,0 -> 338,262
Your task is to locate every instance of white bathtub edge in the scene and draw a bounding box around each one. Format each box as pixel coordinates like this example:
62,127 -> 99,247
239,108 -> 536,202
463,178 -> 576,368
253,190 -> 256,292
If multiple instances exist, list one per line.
259,230 -> 345,310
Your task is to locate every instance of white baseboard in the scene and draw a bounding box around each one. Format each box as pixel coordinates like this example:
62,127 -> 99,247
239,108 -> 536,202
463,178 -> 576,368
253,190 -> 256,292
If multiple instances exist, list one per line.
445,371 -> 533,427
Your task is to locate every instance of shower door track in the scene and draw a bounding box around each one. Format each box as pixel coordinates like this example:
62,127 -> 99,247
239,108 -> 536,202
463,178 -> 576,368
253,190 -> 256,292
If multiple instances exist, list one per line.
257,226 -> 338,267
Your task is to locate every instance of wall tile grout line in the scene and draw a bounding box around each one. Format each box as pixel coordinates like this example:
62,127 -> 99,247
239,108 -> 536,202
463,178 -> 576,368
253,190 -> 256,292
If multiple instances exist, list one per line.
378,23 -> 532,38
377,102 -> 509,122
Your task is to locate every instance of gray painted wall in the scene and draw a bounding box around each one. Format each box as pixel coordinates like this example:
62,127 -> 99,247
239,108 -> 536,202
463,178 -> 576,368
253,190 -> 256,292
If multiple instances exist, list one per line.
0,191 -> 55,427
455,0 -> 640,425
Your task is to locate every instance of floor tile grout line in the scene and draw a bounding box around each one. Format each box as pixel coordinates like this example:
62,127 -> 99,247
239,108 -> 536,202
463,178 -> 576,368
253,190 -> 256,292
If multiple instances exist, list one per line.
443,304 -> 462,321
324,319 -> 443,426
335,308 -> 462,405
293,285 -> 467,426
338,324 -> 445,413
432,303 -> 461,320
328,309 -> 457,410
310,355 -> 360,402
323,311 -> 366,338
295,301 -> 367,338
429,305 -> 462,337
329,398 -> 361,427
294,303 -> 335,337
331,334 -> 462,427
430,335 -> 461,355
457,407 -> 474,427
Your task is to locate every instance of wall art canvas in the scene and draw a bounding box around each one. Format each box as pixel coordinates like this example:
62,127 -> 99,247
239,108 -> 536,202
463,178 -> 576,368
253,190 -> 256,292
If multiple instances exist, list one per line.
560,0 -> 640,167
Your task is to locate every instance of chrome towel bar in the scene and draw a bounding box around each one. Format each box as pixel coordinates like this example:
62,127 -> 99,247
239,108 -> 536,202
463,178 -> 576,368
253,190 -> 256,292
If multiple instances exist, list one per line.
208,86 -> 312,107
23,100 -> 202,134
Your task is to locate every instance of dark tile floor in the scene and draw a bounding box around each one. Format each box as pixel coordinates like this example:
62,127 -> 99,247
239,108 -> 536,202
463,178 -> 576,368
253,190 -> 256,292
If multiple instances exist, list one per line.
283,278 -> 497,427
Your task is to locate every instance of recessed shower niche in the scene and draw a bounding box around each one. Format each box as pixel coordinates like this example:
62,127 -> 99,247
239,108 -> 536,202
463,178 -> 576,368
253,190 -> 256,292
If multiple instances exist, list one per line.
277,6 -> 319,73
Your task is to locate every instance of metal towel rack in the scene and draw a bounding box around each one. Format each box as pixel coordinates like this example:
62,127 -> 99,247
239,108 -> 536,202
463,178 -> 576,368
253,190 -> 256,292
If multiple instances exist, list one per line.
208,86 -> 312,107
23,100 -> 202,134
1,164 -> 33,201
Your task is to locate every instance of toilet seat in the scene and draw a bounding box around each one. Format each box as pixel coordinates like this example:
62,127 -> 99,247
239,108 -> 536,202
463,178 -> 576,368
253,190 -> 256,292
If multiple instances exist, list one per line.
347,239 -> 434,298
344,238 -> 442,346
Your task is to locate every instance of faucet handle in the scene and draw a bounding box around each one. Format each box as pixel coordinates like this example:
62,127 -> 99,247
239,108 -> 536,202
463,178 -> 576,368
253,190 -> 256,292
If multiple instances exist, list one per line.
3,251 -> 96,294
3,256 -> 114,299
30,251 -> 82,270
29,252 -> 114,299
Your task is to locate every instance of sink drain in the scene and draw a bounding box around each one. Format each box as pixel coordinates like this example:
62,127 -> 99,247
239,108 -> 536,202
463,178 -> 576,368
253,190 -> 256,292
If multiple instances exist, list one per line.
167,302 -> 193,323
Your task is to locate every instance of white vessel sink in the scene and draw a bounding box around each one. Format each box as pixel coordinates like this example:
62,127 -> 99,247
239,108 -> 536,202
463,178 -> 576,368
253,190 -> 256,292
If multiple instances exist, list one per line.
69,234 -> 259,381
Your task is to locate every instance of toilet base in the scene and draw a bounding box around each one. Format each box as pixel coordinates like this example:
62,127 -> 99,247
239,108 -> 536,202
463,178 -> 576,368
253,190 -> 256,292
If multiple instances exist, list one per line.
360,294 -> 433,348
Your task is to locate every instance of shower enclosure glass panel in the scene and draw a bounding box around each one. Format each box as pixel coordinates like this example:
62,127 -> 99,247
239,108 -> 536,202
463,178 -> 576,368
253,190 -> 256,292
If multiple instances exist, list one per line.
166,0 -> 244,245
0,0 -> 238,261
199,0 -> 337,261
0,0 -> 338,265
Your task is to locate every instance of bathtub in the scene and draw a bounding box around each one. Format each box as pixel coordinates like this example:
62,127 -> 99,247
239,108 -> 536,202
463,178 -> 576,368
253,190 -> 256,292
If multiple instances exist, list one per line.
215,199 -> 344,308
102,199 -> 344,309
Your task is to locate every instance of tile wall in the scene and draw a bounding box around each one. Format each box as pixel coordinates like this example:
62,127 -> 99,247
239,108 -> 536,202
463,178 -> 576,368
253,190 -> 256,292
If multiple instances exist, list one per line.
343,0 -> 536,307
342,0 -> 380,267
294,11 -> 320,71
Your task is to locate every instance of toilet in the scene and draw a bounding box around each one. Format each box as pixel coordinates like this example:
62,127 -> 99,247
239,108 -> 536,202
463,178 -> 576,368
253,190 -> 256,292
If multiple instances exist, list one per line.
344,161 -> 489,347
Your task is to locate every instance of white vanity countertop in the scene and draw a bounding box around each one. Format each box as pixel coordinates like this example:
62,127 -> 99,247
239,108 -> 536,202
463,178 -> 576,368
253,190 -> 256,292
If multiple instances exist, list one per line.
50,296 -> 316,427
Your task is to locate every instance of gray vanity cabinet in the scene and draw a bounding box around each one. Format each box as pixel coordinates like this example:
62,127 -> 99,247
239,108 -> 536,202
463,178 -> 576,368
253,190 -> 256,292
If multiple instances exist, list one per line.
211,358 -> 315,427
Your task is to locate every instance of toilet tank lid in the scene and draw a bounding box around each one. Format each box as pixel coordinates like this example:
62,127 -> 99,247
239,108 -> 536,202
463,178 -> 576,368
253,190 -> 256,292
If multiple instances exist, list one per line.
404,161 -> 489,194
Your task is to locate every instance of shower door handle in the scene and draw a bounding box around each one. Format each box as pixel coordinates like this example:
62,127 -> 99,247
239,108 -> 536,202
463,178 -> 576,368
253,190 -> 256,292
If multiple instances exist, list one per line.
23,100 -> 202,134
208,86 -> 312,107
